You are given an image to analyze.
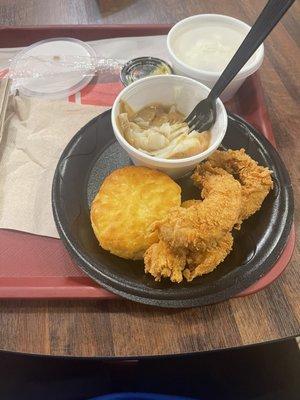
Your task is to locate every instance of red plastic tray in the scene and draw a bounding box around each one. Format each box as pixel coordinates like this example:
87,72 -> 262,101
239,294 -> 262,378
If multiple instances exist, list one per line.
0,25 -> 295,299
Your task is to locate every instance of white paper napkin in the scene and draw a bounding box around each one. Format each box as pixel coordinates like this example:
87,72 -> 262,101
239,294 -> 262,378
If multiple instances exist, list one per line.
0,93 -> 107,237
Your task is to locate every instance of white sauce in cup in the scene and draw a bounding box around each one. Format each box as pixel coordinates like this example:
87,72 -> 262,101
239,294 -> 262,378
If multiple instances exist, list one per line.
172,23 -> 257,73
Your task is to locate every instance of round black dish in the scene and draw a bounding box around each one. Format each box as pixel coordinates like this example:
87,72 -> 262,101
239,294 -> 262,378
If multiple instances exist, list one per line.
52,110 -> 294,308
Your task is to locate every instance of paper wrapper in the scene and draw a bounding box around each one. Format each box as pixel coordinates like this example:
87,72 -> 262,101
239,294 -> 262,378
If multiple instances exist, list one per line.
0,78 -> 10,143
0,35 -> 167,238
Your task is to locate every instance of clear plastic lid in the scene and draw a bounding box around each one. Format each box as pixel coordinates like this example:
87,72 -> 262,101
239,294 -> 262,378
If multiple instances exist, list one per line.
10,38 -> 97,99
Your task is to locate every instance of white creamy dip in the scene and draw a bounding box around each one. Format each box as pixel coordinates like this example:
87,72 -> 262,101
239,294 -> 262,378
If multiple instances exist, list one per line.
172,23 -> 257,72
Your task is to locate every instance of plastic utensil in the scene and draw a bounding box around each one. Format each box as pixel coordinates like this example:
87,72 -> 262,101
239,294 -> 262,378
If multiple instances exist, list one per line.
186,0 -> 295,133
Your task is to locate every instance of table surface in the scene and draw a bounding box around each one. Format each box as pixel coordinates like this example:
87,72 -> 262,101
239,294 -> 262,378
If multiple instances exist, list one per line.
0,0 -> 299,358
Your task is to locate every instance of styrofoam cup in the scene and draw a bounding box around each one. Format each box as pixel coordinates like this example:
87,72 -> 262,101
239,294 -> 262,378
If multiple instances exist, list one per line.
111,75 -> 227,179
167,14 -> 264,102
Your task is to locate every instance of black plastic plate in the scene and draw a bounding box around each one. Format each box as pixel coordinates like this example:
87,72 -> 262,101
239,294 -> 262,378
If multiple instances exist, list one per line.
52,110 -> 294,308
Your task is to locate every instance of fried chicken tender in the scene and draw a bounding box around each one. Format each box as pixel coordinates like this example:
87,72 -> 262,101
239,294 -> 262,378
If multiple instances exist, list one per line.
184,232 -> 233,282
145,199 -> 234,283
181,199 -> 200,208
207,149 -> 273,223
144,240 -> 186,283
91,166 -> 181,260
144,149 -> 273,283
145,233 -> 233,283
155,165 -> 242,251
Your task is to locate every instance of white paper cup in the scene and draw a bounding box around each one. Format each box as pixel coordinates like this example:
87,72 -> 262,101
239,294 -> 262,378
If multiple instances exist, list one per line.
167,14 -> 264,102
111,75 -> 227,179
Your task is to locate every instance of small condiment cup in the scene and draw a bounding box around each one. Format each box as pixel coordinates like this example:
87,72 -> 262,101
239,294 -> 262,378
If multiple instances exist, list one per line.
167,14 -> 264,101
111,75 -> 227,179
120,56 -> 173,86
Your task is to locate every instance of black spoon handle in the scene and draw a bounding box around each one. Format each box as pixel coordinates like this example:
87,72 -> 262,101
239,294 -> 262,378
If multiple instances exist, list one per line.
208,0 -> 295,101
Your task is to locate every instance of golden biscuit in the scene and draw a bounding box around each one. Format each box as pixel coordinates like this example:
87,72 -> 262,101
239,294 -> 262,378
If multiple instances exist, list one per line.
90,166 -> 181,260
